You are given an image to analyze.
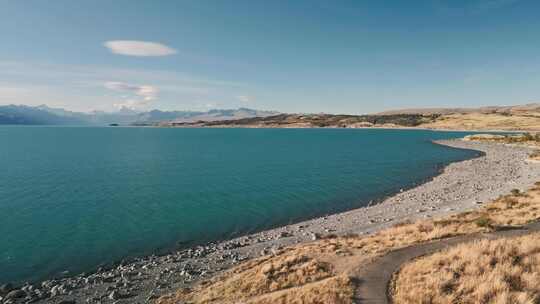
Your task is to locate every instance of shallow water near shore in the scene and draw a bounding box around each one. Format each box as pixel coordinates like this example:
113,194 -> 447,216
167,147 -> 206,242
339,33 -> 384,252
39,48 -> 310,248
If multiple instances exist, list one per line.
0,127 -> 477,283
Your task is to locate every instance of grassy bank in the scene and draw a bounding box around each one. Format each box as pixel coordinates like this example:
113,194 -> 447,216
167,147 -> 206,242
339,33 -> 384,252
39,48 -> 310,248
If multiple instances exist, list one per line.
393,233 -> 540,304
157,180 -> 540,304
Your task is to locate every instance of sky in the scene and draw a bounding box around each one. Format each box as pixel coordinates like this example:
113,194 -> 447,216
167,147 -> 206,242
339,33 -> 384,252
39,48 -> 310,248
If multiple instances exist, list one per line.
1,0 -> 540,114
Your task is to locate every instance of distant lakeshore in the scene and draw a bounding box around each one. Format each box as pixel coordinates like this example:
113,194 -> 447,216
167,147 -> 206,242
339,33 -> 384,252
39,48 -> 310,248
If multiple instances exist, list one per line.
3,103 -> 540,131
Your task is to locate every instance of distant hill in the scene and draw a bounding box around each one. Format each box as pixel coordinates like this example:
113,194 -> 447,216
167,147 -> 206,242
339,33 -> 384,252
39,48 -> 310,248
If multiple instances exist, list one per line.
376,103 -> 540,131
0,105 -> 279,126
4,103 -> 539,130
166,113 -> 441,128
165,103 -> 540,131
376,103 -> 540,115
164,108 -> 280,124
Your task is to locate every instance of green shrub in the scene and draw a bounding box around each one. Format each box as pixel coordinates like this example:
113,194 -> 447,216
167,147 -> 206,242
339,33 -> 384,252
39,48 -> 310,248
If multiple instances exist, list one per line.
530,150 -> 540,159
433,219 -> 461,227
475,217 -> 492,228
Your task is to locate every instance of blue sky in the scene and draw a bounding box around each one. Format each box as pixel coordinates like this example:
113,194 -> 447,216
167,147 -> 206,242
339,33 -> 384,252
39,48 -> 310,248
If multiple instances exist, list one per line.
1,0 -> 540,113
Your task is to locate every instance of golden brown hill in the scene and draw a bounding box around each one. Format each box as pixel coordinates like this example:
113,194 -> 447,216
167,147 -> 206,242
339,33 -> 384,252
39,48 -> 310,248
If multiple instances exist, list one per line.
164,104 -> 540,131
377,103 -> 540,116
419,112 -> 540,131
380,103 -> 540,131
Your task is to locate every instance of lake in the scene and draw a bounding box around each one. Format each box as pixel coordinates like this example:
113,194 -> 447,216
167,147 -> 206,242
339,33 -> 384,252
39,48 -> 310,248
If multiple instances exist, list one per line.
0,127 -> 477,283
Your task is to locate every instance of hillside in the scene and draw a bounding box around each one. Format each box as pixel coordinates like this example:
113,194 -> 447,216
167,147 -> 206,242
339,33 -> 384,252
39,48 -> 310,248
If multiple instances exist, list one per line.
376,103 -> 540,115
168,103 -> 540,131
419,112 -> 540,131
164,113 -> 441,128
378,103 -> 540,131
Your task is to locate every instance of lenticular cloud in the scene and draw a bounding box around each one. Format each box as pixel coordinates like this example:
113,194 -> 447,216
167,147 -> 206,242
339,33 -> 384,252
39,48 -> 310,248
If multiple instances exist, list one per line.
104,40 -> 177,57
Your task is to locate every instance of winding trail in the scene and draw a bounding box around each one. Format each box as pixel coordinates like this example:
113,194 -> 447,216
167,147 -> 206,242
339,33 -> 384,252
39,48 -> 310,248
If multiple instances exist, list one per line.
352,221 -> 540,304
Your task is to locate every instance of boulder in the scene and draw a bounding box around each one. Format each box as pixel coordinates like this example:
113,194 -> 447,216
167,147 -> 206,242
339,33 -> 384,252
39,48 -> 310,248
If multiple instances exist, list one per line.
0,283 -> 13,295
5,289 -> 25,299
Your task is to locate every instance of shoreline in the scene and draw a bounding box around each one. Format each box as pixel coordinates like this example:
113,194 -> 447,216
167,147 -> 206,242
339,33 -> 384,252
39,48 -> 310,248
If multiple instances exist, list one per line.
10,139 -> 540,304
159,124 -> 536,133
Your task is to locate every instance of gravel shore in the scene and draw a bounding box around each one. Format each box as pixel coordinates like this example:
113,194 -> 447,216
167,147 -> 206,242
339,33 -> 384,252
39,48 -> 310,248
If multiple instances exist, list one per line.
3,139 -> 540,304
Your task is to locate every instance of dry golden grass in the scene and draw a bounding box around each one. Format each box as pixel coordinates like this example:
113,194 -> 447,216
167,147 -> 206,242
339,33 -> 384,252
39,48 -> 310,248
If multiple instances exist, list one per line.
243,276 -> 354,304
420,113 -> 540,131
393,233 -> 540,304
156,252 -> 354,304
463,133 -> 540,160
529,150 -> 540,162
157,184 -> 540,304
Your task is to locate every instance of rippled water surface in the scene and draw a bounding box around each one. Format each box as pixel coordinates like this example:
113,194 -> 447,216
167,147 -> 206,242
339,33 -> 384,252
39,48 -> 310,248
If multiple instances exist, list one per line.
0,127 -> 477,283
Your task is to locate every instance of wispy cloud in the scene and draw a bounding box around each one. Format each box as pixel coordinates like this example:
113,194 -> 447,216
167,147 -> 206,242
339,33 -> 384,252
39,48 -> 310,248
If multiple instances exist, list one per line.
104,82 -> 158,101
0,61 -> 249,112
236,95 -> 253,103
104,81 -> 159,110
104,40 -> 177,57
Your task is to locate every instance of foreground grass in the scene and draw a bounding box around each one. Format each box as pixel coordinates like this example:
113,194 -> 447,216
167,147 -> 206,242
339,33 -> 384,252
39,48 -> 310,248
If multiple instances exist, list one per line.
393,233 -> 540,304
157,183 -> 540,304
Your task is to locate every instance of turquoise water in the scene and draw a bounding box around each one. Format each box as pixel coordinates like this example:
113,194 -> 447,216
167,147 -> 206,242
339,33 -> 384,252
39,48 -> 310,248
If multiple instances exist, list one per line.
0,127 -> 477,283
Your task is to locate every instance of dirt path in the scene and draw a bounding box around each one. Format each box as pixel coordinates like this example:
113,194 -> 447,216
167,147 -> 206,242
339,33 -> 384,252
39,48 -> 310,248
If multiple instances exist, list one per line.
352,221 -> 540,304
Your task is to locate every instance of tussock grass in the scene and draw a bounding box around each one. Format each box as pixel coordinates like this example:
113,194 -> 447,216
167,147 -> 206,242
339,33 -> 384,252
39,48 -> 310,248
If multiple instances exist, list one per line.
463,132 -> 540,151
393,234 -> 540,304
156,253 -> 352,304
530,150 -> 540,161
157,184 -> 540,304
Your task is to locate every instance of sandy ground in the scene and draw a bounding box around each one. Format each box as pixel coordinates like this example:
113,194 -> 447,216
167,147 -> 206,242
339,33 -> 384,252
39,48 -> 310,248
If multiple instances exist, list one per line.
9,139 -> 540,304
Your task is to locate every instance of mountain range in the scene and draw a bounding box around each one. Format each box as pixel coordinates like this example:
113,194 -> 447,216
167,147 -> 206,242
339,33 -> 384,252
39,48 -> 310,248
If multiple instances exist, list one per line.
0,104 -> 279,126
